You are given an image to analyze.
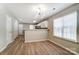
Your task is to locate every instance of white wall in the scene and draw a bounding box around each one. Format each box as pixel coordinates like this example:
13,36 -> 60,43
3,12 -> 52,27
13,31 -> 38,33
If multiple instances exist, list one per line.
23,24 -> 36,30
37,21 -> 48,28
0,4 -> 7,52
6,15 -> 13,44
0,4 -> 19,52
12,18 -> 19,39
6,15 -> 19,43
23,24 -> 30,30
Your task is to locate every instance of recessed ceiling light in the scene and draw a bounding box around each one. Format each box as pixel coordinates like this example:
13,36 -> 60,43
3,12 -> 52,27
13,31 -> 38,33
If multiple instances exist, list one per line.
33,20 -> 36,23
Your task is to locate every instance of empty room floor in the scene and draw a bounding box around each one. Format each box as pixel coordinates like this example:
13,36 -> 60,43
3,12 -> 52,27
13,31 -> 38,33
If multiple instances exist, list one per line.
0,36 -> 74,55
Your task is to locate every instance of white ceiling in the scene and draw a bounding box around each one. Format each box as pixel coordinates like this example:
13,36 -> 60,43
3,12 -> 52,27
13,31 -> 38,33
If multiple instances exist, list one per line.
4,3 -> 74,23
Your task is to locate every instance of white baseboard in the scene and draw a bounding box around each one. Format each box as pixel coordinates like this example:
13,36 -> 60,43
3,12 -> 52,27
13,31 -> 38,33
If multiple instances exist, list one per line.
0,44 -> 7,52
0,38 -> 15,52
0,40 -> 14,52
48,39 -> 79,55
25,39 -> 49,43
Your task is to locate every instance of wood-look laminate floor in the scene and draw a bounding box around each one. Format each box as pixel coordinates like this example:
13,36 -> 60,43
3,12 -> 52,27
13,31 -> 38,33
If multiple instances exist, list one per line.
0,36 -> 74,55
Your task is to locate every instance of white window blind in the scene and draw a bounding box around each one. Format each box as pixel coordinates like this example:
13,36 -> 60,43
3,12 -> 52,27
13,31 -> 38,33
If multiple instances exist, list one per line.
53,12 -> 77,42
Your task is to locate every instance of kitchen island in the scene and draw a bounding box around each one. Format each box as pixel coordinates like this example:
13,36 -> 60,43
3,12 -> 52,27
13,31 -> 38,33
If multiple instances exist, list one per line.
25,29 -> 48,43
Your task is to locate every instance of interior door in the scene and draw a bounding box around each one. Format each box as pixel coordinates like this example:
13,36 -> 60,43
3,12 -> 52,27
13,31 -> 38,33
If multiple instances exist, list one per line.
19,24 -> 23,35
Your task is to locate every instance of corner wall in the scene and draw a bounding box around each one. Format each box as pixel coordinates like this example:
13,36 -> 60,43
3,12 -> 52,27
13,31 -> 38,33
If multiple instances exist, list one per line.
0,4 -> 19,52
48,4 -> 79,54
0,5 -> 7,51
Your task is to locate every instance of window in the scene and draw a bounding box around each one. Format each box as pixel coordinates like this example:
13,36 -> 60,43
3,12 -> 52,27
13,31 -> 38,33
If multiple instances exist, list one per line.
53,12 -> 77,42
53,17 -> 63,37
63,12 -> 77,41
29,25 -> 34,30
